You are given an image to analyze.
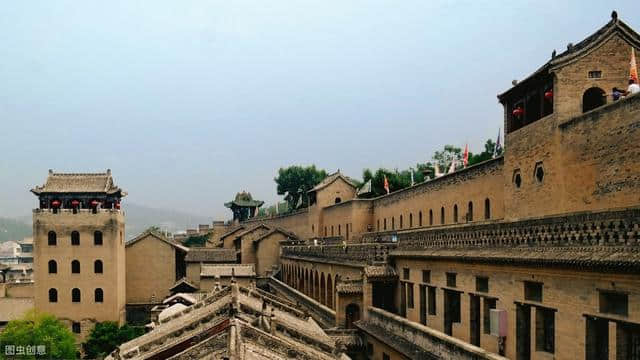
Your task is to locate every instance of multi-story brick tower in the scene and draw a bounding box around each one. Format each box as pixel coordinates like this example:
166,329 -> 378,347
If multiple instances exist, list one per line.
31,169 -> 126,338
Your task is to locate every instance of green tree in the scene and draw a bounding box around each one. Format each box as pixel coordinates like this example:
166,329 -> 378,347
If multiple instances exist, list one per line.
361,164 -> 429,197
432,144 -> 462,170
275,165 -> 328,210
82,322 -> 144,359
0,310 -> 77,360
468,139 -> 501,166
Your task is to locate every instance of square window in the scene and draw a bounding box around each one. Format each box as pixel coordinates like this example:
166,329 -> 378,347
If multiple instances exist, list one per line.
72,322 -> 81,334
588,70 -> 602,79
446,273 -> 456,287
524,281 -> 543,302
476,277 -> 489,293
599,291 -> 628,316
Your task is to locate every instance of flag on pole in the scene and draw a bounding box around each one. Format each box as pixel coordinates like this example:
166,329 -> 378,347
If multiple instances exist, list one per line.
410,169 -> 415,186
434,163 -> 443,177
448,158 -> 456,174
383,175 -> 390,194
494,128 -> 502,158
631,47 -> 638,83
463,144 -> 469,168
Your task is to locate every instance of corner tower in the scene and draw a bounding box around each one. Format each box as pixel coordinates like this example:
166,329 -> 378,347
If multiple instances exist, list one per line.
31,169 -> 126,338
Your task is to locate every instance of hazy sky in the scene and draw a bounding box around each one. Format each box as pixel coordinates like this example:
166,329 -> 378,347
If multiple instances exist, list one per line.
1,1 -> 639,219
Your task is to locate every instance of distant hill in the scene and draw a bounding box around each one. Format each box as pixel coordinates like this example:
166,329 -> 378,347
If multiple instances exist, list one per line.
0,217 -> 31,243
123,203 -> 213,239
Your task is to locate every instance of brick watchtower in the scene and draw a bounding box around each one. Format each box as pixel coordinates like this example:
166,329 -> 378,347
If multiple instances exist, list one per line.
31,169 -> 126,338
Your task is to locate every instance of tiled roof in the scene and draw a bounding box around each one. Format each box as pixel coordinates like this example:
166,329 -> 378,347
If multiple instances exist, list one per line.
253,227 -> 299,244
126,230 -> 188,252
234,224 -> 271,239
224,191 -> 264,208
200,264 -> 256,278
364,265 -> 398,279
308,171 -> 357,193
336,280 -> 363,294
31,169 -> 126,195
184,248 -> 236,263
219,226 -> 245,240
169,278 -> 199,292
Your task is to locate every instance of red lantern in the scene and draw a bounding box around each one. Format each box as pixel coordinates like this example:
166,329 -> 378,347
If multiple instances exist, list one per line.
115,202 -> 121,210
71,200 -> 80,207
51,200 -> 61,208
512,107 -> 524,117
90,200 -> 99,207
544,90 -> 553,101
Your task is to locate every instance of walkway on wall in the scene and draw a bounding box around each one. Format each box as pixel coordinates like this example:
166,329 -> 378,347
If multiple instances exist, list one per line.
267,276 -> 336,328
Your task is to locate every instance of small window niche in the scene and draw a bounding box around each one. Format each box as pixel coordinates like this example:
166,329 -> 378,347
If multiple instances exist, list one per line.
534,162 -> 545,184
513,169 -> 522,189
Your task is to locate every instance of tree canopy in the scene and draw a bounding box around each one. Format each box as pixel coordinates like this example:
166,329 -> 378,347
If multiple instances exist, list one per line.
0,310 -> 77,359
274,165 -> 327,210
82,322 -> 143,359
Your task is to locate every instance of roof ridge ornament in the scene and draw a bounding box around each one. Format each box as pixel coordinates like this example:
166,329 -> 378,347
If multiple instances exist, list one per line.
552,49 -> 556,59
612,10 -> 618,21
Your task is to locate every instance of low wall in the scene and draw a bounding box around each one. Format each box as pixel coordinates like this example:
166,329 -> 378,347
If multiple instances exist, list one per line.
281,243 -> 397,265
268,276 -> 335,328
243,208 -> 310,239
358,306 -> 508,360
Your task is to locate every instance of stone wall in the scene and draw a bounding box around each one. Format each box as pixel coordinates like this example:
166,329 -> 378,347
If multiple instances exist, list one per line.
126,234 -> 177,304
243,208 -> 310,239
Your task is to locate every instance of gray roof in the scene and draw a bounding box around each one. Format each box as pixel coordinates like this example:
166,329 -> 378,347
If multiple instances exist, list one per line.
31,169 -> 126,196
185,248 -> 236,263
126,231 -> 188,252
253,228 -> 299,244
308,171 -> 357,193
200,264 -> 255,277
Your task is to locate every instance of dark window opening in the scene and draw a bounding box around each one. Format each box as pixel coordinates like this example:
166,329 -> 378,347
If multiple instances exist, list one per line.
94,231 -> 103,245
399,215 -> 403,229
419,285 -> 427,325
476,277 -> 489,293
383,218 -> 387,231
586,317 -> 609,360
48,288 -> 57,303
338,224 -> 341,236
94,260 -> 103,274
583,87 -> 606,113
599,291 -> 628,316
514,171 -> 522,188
391,217 -> 395,230
467,201 -> 473,222
377,219 -> 380,231
383,354 -> 390,360
588,70 -> 602,79
71,260 -> 80,274
403,268 -> 410,280
71,231 -> 80,246
428,286 -> 436,315
367,343 -> 373,356
334,197 -> 341,204
409,213 -> 413,228
536,307 -> 555,353
446,272 -> 457,287
485,198 -> 491,220
429,210 -> 433,225
453,205 -> 458,223
422,270 -> 431,283
535,164 -> 544,183
72,288 -> 81,303
72,322 -> 81,334
524,281 -> 543,302
95,288 -> 104,303
48,231 -> 57,246
407,283 -> 414,309
48,260 -> 57,274
440,207 -> 445,224
419,211 -> 423,226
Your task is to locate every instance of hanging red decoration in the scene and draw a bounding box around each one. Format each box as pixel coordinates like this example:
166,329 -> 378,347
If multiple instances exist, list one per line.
544,90 -> 553,101
115,202 -> 121,210
512,107 -> 524,117
90,200 -> 99,207
71,200 -> 80,207
51,200 -> 61,208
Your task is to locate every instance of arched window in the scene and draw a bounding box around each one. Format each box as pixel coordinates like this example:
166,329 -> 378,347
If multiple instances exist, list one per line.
94,260 -> 103,274
399,215 -> 403,229
409,213 -> 413,228
48,260 -> 57,274
468,201 -> 473,222
334,197 -> 342,204
71,231 -> 80,246
48,231 -> 57,246
377,219 -> 380,232
48,288 -> 57,303
440,207 -> 445,224
384,218 -> 387,231
94,231 -> 103,245
71,260 -> 80,274
583,87 -> 606,112
485,198 -> 491,220
453,205 -> 459,223
331,226 -> 334,236
72,288 -> 81,303
327,275 -> 333,309
429,210 -> 433,226
419,211 -> 422,227
95,288 -> 104,303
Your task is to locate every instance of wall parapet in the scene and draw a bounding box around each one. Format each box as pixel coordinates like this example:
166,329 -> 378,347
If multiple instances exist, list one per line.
281,243 -> 397,265
395,207 -> 640,251
268,276 -> 335,328
357,306 -> 508,360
